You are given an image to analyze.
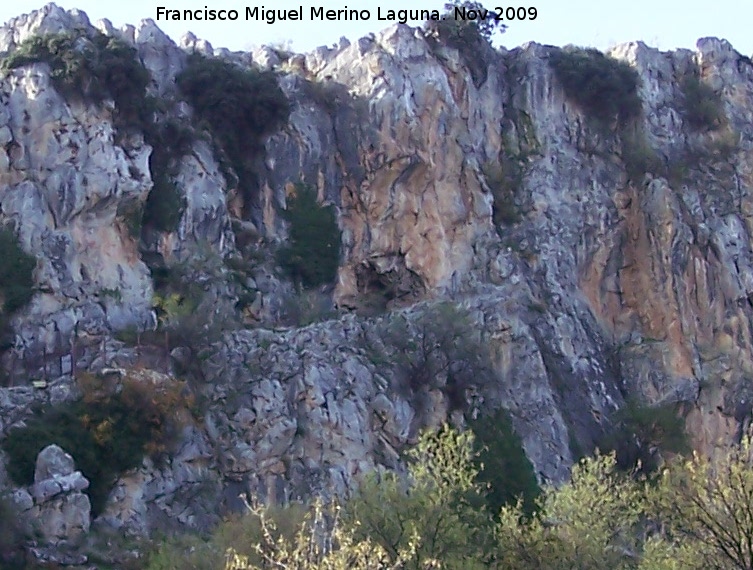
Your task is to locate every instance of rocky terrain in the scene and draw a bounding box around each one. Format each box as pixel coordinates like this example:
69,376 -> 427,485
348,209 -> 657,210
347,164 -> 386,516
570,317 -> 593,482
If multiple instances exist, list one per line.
1,2 -> 753,565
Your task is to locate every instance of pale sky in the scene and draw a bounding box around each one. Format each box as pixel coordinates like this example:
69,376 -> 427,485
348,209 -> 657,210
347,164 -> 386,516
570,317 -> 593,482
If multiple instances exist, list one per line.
1,0 -> 751,56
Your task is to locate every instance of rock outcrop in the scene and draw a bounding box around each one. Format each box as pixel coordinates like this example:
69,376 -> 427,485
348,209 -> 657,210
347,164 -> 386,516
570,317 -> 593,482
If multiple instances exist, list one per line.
29,444 -> 90,544
0,0 -> 752,552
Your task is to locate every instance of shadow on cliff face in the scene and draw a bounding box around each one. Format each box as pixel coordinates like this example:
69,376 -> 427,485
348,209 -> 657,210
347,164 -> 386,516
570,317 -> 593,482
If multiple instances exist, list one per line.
352,258 -> 426,316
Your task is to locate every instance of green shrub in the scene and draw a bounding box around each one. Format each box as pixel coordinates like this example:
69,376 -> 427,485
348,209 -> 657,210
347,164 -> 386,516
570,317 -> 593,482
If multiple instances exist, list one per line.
277,184 -> 340,289
599,399 -> 689,473
469,409 -> 541,517
424,2 -> 504,86
679,72 -> 725,131
621,128 -> 664,182
0,494 -> 26,569
345,426 -> 491,569
549,47 -> 642,124
483,161 -> 522,227
141,119 -> 193,233
2,372 -> 190,515
3,32 -> 151,137
176,52 -> 290,208
0,227 -> 35,315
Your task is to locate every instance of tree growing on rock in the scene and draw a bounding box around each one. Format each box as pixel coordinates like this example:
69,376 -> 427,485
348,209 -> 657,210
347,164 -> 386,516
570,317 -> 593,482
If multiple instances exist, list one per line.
373,302 -> 495,413
441,1 -> 507,42
423,2 -> 506,86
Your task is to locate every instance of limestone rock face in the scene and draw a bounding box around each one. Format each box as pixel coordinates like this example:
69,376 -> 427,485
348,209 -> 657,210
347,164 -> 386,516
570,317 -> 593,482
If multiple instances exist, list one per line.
0,60 -> 154,382
1,1 -> 753,547
0,7 -> 237,383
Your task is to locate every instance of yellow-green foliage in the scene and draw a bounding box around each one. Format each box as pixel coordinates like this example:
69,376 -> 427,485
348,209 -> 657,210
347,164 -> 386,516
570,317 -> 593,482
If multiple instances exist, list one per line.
497,452 -> 644,570
147,425 -> 753,570
648,436 -> 753,570
346,427 -> 489,569
225,499 -> 421,570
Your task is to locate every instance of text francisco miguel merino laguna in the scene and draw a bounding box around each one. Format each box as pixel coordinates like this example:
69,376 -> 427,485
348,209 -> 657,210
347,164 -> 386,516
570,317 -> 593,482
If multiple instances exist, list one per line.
156,6 -> 443,23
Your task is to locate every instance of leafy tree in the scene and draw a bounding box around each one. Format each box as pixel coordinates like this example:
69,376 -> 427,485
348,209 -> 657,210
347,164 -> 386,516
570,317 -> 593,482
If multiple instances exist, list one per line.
374,302 -> 495,412
496,452 -> 645,570
346,426 -> 490,569
649,435 -> 753,570
424,2 -> 505,86
427,0 -> 507,42
277,184 -> 341,289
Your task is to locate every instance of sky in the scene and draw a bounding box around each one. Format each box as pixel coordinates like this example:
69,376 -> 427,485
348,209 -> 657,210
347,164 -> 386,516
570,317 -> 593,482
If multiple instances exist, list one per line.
0,0 -> 751,56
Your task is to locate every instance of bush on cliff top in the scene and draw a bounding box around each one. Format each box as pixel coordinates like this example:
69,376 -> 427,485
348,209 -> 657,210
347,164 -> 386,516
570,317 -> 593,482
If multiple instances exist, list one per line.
176,52 -> 290,211
549,46 -> 642,124
3,31 -> 152,135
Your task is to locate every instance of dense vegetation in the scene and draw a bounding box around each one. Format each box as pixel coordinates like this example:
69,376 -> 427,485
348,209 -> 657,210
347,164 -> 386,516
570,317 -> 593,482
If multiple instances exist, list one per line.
549,46 -> 642,124
0,227 -> 36,317
176,52 -> 290,211
679,71 -> 726,131
146,426 -> 753,570
2,372 -> 190,515
470,409 -> 541,517
424,1 -> 505,86
2,32 -> 151,135
142,118 -> 193,232
277,184 -> 341,288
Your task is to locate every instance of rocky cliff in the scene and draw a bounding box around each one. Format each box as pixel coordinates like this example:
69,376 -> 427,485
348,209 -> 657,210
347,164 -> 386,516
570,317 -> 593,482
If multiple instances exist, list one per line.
1,1 -> 753,558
